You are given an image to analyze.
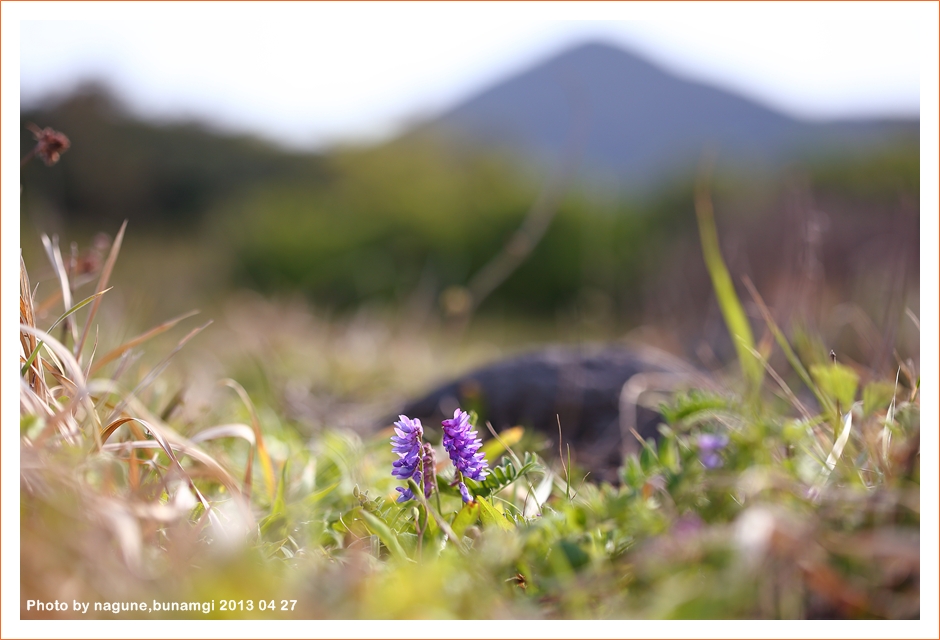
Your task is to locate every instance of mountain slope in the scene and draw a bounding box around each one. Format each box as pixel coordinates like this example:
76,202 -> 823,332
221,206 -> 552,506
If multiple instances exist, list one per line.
418,41 -> 917,188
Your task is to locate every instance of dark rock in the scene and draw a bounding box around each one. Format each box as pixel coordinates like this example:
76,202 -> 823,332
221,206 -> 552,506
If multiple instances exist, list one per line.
398,344 -> 705,481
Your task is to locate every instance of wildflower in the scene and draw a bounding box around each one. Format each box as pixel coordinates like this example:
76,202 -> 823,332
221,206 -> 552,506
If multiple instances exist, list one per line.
458,481 -> 473,504
390,415 -> 424,503
441,409 -> 489,503
26,124 -> 70,166
697,433 -> 729,469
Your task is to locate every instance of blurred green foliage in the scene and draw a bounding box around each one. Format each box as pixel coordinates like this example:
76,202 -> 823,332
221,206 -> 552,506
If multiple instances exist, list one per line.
20,83 -> 327,229
807,138 -> 919,200
211,137 -> 693,316
214,139 -> 534,306
21,85 -> 919,329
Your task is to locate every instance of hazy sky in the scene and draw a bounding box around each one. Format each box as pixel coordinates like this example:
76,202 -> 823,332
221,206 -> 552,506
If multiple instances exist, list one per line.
12,3 -> 929,150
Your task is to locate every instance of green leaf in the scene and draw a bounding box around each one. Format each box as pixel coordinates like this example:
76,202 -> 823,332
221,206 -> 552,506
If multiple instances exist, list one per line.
450,501 -> 480,538
810,363 -> 859,413
622,455 -> 644,488
422,504 -> 440,538
359,510 -> 408,562
558,540 -> 590,570
259,512 -> 287,541
302,481 -> 339,508
464,453 -> 541,497
639,438 -> 659,472
260,459 -> 290,540
477,496 -> 514,531
862,381 -> 896,417
660,390 -> 730,425
660,437 -> 681,475
272,459 -> 289,513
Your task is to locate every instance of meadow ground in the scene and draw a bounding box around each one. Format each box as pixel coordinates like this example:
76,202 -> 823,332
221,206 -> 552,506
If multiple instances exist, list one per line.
18,199 -> 920,622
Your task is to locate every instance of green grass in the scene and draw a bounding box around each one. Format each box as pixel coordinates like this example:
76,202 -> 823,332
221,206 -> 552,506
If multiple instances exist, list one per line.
19,209 -> 920,621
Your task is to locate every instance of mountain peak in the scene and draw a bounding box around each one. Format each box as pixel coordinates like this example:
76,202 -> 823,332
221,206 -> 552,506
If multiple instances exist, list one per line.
416,40 -> 914,190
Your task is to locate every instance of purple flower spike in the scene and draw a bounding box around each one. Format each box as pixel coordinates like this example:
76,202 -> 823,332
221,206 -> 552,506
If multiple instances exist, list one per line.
442,409 -> 489,502
698,433 -> 729,469
391,415 -> 424,502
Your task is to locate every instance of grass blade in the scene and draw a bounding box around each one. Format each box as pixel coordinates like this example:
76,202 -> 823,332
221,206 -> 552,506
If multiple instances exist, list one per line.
191,423 -> 257,496
743,343 -> 813,422
20,323 -> 102,439
21,288 -> 112,377
824,410 -> 854,474
106,320 -> 212,423
88,309 -> 199,376
742,276 -> 835,418
76,219 -> 127,360
222,379 -> 275,501
20,256 -> 48,400
260,460 -> 290,540
883,368 -> 901,462
189,423 -> 255,446
694,175 -> 762,391
100,414 -> 252,516
479,424 -> 523,462
40,233 -> 77,346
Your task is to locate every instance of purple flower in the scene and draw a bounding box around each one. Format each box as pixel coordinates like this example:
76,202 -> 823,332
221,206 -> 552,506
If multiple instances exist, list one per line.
458,481 -> 473,504
391,415 -> 424,502
698,433 -> 729,469
442,409 -> 489,502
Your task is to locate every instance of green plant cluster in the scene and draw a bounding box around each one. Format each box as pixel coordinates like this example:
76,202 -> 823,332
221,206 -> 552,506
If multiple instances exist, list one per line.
19,220 -> 920,620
